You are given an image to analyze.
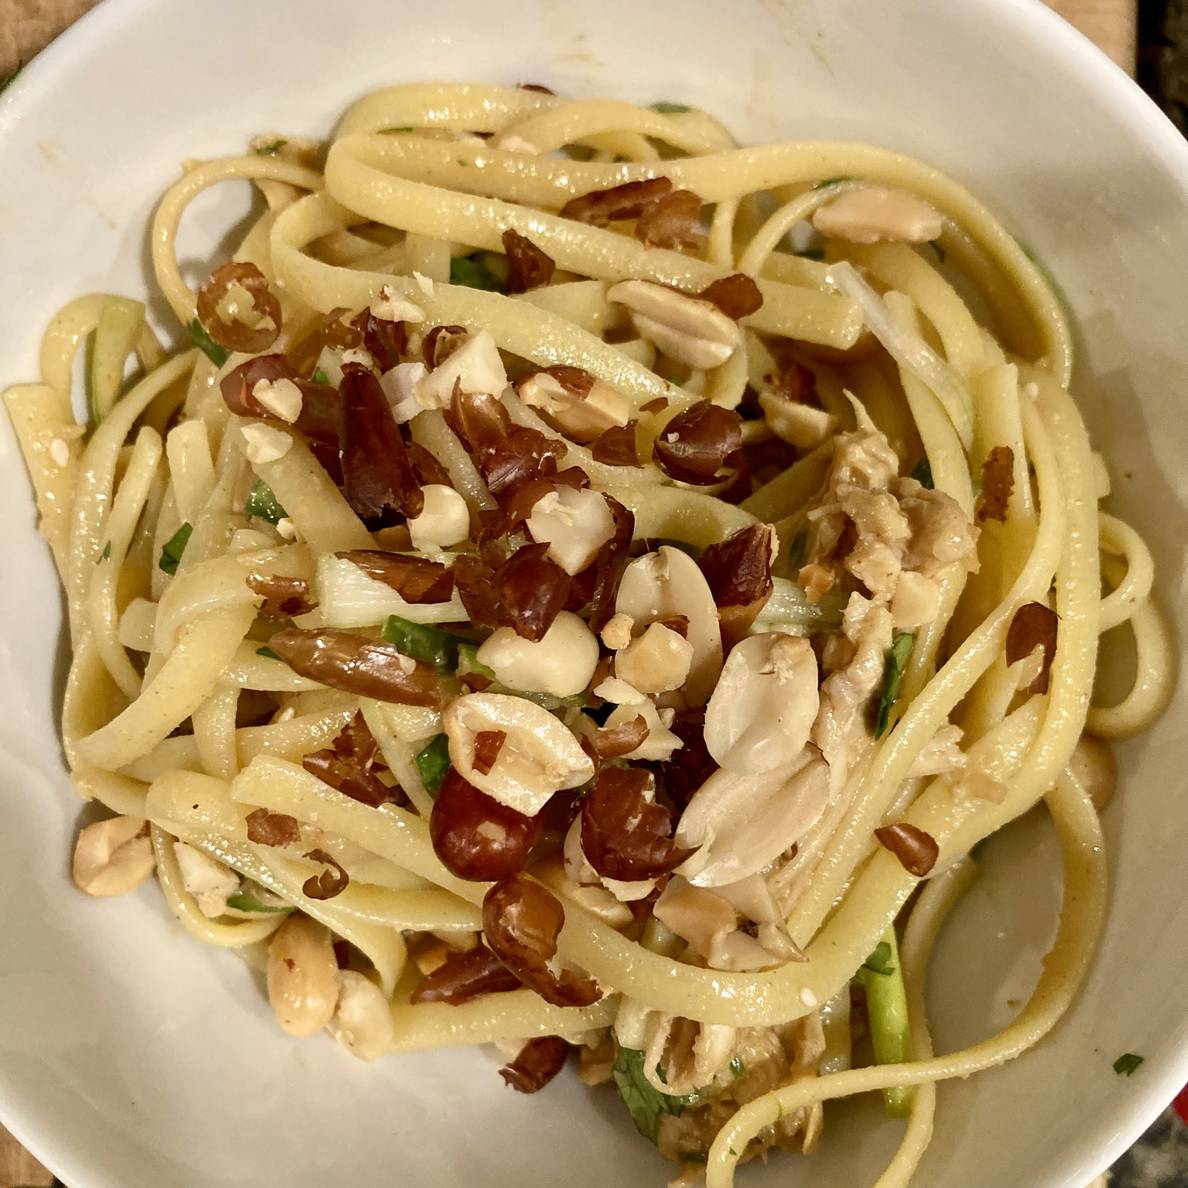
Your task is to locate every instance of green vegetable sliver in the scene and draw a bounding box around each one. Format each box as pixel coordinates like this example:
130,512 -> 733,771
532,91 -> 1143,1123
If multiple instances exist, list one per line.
414,733 -> 450,796
245,478 -> 287,525
857,927 -> 913,1117
89,297 -> 145,425
382,615 -> 465,671
158,522 -> 193,576
874,631 -> 915,738
187,318 -> 230,366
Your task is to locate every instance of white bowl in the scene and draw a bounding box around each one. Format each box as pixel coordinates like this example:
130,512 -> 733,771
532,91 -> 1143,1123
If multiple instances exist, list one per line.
1,1 -> 1185,1185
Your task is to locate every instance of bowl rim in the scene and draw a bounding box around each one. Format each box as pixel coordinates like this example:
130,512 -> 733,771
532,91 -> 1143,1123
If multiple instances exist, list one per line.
1,0 -> 1186,1184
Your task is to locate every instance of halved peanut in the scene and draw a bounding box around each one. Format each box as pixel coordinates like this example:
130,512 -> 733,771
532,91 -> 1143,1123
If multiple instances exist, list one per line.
476,611 -> 600,698
266,914 -> 340,1037
676,750 -> 831,886
526,487 -> 617,575
811,186 -> 943,244
72,816 -> 155,897
607,280 -> 741,370
327,970 -> 394,1061
615,546 -> 723,705
442,691 -> 594,815
516,371 -> 630,443
614,621 -> 693,695
703,633 -> 820,774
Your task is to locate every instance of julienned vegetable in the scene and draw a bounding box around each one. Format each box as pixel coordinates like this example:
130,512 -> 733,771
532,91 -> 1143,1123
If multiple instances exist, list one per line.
875,632 -> 915,738
612,1047 -> 700,1143
856,927 -> 912,1117
158,522 -> 193,575
89,297 -> 144,424
449,254 -> 504,292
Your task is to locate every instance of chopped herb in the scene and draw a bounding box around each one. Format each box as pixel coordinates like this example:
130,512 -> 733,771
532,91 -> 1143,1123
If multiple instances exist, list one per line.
414,733 -> 451,796
449,254 -> 504,292
245,478 -> 287,525
382,616 -> 467,671
729,1056 -> 746,1078
788,530 -> 808,569
256,646 -> 281,661
254,138 -> 288,157
612,1048 -> 699,1144
226,892 -> 289,913
813,176 -> 852,189
728,1147 -> 739,1158
158,522 -> 193,576
861,940 -> 895,977
651,101 -> 691,114
910,456 -> 934,489
655,1062 -> 668,1084
311,366 -> 330,386
99,542 -> 112,562
795,247 -> 826,261
187,318 -> 230,366
1113,1053 -> 1144,1077
874,631 -> 915,738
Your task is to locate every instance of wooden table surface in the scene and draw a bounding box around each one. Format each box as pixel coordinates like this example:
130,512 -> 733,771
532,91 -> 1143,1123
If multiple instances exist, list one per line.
0,0 -> 1139,1184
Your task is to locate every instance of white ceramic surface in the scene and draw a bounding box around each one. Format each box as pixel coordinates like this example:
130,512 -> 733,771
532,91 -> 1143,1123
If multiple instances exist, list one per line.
0,1 -> 1185,1186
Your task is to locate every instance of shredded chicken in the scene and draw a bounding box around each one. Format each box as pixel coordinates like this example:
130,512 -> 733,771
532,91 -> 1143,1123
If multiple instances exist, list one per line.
655,1014 -> 827,1165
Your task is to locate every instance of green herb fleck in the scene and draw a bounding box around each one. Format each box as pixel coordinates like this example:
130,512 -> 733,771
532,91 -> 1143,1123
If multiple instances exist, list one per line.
910,456 -> 934,489
254,138 -> 288,157
813,176 -> 852,190
729,1056 -> 746,1078
1113,1053 -> 1144,1077
612,1048 -> 700,1144
449,254 -> 504,292
874,631 -> 915,738
245,479 -> 287,525
788,530 -> 808,569
861,940 -> 896,977
99,542 -> 112,562
414,733 -> 451,796
379,125 -> 414,133
226,892 -> 289,913
655,1063 -> 668,1085
728,1147 -> 739,1158
256,646 -> 281,661
382,616 -> 466,671
158,522 -> 193,576
187,318 -> 230,366
311,366 -> 330,386
652,101 -> 691,114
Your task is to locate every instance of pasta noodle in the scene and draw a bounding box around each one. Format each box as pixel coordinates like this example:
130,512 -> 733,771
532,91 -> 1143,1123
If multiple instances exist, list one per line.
3,83 -> 1170,1184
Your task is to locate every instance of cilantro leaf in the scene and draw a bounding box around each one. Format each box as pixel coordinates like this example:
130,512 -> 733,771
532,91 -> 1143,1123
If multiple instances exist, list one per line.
1113,1053 -> 1144,1077
612,1048 -> 699,1144
414,733 -> 451,796
910,457 -> 934,489
99,541 -> 112,562
311,366 -> 331,386
449,254 -> 503,292
158,522 -> 193,576
255,646 -> 281,661
652,101 -> 691,114
874,632 -> 915,738
245,478 -> 287,525
187,318 -> 230,366
861,940 -> 896,977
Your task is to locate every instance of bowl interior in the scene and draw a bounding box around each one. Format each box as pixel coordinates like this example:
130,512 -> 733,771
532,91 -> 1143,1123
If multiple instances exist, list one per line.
0,1 -> 1185,1186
